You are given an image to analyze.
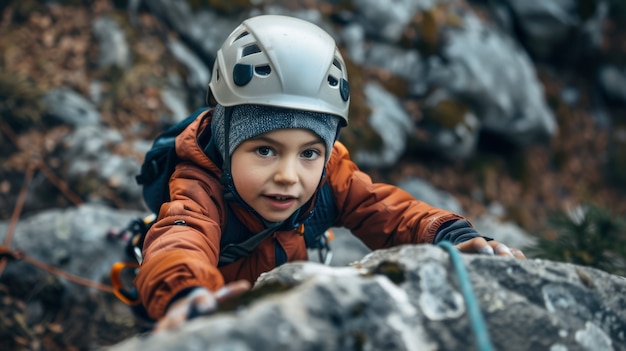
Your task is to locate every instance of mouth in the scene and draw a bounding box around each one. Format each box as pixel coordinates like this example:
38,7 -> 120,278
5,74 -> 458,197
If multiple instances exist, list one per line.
265,195 -> 296,201
261,194 -> 298,212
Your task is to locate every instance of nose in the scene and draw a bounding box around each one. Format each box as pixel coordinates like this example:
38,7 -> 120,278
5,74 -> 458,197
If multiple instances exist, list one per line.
273,158 -> 298,185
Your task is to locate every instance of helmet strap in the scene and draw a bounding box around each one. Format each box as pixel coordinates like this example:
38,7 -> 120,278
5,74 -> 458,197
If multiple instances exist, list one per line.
220,106 -> 236,202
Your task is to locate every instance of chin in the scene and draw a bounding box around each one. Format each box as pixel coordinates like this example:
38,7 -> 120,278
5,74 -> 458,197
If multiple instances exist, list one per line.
258,208 -> 299,223
261,214 -> 291,223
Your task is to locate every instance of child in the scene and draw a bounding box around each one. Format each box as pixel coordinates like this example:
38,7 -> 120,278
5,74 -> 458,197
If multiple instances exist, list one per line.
135,14 -> 525,332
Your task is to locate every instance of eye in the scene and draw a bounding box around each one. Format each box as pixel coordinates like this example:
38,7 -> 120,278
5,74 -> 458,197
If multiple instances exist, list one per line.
256,146 -> 274,157
301,149 -> 321,160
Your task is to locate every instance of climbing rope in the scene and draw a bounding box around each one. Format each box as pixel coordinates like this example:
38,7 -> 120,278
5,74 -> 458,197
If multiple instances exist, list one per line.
437,241 -> 494,351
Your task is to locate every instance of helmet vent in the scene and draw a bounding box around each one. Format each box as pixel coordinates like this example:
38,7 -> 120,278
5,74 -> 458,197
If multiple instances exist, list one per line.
235,31 -> 249,41
328,75 -> 338,87
333,58 -> 342,71
242,44 -> 261,57
255,65 -> 271,76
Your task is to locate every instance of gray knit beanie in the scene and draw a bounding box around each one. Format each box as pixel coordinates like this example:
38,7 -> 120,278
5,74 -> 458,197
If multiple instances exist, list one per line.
212,104 -> 340,161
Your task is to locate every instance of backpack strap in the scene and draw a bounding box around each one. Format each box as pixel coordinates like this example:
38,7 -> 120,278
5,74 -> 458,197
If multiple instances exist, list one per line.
218,221 -> 283,266
302,182 -> 338,248
217,182 -> 338,266
135,108 -> 211,214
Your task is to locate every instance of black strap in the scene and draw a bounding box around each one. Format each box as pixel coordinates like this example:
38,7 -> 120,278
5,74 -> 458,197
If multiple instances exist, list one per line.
220,106 -> 236,202
218,221 -> 283,266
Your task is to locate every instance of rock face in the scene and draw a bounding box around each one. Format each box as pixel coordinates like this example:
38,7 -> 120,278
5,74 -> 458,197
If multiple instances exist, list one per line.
107,245 -> 626,351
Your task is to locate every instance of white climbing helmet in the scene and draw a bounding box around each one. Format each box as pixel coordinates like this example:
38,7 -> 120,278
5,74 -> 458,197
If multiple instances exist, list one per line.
209,14 -> 350,125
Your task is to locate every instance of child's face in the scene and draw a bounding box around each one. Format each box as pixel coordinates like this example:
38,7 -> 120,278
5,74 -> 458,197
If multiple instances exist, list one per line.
231,128 -> 327,223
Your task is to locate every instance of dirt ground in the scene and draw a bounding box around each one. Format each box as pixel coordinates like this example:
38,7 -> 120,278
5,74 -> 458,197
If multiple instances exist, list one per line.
1,1 -> 626,350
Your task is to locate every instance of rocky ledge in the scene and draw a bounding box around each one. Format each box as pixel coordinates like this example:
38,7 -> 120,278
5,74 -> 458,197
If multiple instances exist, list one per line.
107,245 -> 626,351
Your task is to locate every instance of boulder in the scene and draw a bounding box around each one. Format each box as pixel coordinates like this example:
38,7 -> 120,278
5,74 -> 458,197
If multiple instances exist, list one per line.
106,245 -> 626,351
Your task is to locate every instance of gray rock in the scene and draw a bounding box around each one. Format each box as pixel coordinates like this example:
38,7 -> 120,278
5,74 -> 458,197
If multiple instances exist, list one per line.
93,16 -> 132,69
0,204 -> 144,299
63,125 -> 143,204
166,38 -> 210,91
504,0 -> 609,62
161,80 -> 191,124
106,245 -> 626,351
418,89 -> 481,160
354,83 -> 414,168
42,87 -> 100,127
471,214 -> 537,250
397,176 -> 464,215
599,65 -> 626,104
138,0 -> 237,62
347,1 -> 557,159
0,205 -> 149,348
341,23 -> 367,64
362,43 -> 426,91
428,14 -> 557,147
352,0 -> 444,42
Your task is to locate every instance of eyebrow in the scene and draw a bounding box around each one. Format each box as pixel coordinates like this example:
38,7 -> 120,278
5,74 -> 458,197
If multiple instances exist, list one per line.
249,134 -> 325,148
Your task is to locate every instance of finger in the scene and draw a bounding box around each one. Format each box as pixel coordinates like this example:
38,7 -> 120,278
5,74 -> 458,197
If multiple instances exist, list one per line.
153,302 -> 189,333
475,241 -> 495,256
509,248 -> 526,260
215,280 -> 251,303
455,237 -> 494,255
188,288 -> 218,313
494,243 -> 514,257
153,319 -> 172,334
155,282 -> 252,333
153,315 -> 184,334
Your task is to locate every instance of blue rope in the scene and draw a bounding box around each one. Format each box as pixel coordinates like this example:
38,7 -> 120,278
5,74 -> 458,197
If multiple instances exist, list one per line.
437,241 -> 494,351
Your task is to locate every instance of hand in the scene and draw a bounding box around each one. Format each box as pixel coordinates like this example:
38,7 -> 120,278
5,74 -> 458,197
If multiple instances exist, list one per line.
153,280 -> 251,333
455,237 -> 526,259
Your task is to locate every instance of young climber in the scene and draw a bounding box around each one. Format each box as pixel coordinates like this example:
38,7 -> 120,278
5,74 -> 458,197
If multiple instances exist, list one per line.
134,14 -> 526,332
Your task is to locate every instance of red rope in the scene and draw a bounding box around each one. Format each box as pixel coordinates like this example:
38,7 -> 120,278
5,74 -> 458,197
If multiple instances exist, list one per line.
0,164 -> 35,275
0,121 -> 111,294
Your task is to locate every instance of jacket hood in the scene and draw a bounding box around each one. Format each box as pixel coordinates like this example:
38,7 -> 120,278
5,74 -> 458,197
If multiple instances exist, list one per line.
175,108 -> 223,179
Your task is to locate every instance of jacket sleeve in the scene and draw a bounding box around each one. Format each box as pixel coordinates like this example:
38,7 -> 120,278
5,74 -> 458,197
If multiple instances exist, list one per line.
326,142 -> 467,249
135,162 -> 226,320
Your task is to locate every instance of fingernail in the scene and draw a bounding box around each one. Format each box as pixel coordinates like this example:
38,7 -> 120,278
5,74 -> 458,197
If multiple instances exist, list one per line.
478,245 -> 495,256
511,249 -> 526,258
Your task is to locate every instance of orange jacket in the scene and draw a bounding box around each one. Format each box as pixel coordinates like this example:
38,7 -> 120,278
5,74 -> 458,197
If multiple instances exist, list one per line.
135,109 -> 466,319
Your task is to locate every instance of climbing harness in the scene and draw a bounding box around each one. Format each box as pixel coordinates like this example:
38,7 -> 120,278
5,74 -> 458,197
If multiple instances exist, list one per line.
437,241 -> 494,351
108,214 -> 336,316
110,261 -> 141,305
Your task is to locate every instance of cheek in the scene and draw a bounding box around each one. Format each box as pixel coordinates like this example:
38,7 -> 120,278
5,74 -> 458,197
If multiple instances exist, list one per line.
302,162 -> 326,190
230,155 -> 257,191
233,167 -> 256,182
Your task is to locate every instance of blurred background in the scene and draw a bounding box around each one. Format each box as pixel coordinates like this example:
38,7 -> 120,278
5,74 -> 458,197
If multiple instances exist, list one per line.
1,0 -> 626,349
